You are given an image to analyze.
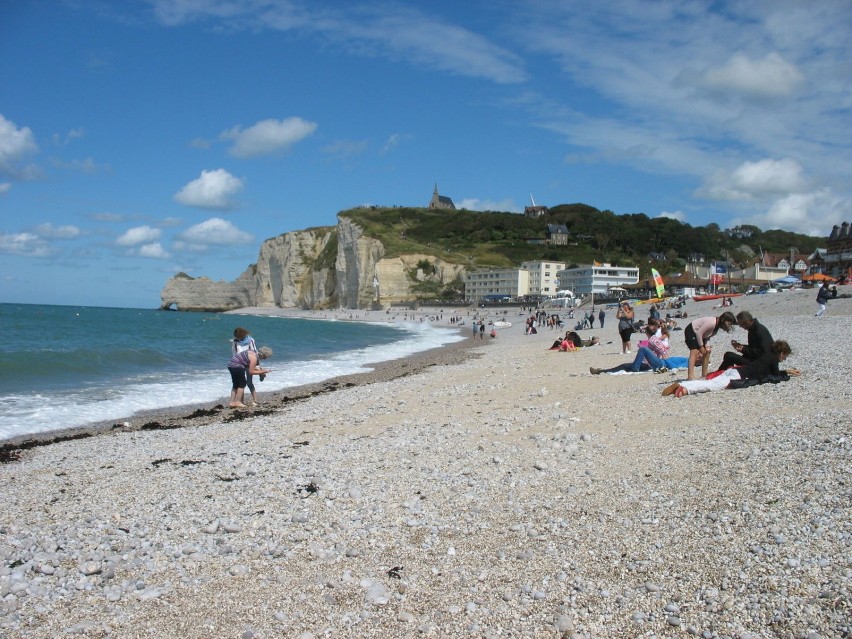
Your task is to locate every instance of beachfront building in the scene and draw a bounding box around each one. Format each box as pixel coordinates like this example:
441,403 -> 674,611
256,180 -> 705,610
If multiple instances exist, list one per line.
823,221 -> 852,278
731,261 -> 790,282
556,263 -> 639,297
428,184 -> 456,210
521,261 -> 565,296
464,267 -> 530,302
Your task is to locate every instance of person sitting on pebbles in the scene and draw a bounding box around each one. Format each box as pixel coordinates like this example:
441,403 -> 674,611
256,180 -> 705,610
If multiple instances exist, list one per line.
662,340 -> 800,398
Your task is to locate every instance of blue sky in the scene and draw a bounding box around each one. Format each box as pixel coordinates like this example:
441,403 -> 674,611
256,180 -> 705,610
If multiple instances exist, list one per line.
2,0 -> 851,308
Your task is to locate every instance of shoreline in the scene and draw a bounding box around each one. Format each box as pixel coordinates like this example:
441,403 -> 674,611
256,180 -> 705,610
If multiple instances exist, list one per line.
0,311 -> 483,452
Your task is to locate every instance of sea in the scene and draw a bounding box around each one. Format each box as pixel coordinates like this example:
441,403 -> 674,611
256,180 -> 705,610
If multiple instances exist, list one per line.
0,303 -> 465,441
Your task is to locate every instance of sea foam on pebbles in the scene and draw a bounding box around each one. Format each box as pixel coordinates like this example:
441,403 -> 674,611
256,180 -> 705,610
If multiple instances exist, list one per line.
0,290 -> 850,638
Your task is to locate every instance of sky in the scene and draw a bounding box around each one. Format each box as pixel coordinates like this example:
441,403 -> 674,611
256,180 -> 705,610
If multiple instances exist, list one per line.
1,0 -> 851,308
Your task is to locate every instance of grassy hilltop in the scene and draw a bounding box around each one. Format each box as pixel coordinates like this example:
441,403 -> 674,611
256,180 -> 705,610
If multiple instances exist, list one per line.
340,204 -> 822,274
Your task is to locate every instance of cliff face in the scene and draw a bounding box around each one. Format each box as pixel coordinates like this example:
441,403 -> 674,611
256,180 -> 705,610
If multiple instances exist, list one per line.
160,217 -> 464,311
159,269 -> 257,312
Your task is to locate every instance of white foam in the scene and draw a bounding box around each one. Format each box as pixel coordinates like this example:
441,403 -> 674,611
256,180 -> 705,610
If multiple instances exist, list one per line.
0,322 -> 464,440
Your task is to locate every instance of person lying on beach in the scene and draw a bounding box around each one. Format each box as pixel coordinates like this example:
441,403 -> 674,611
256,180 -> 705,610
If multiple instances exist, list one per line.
684,311 -> 736,380
590,325 -> 672,374
227,346 -> 272,408
717,311 -> 774,371
662,340 -> 800,397
549,330 -> 582,351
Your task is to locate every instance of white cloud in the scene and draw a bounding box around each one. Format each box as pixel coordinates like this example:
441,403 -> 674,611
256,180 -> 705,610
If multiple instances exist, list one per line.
658,210 -> 687,222
696,53 -> 804,101
34,223 -> 82,239
0,182 -> 10,195
89,212 -> 125,222
456,198 -> 520,213
698,158 -> 808,201
137,242 -> 170,259
150,3 -> 526,84
322,139 -> 368,160
0,114 -> 39,177
175,217 -> 254,250
0,232 -> 53,257
738,189 -> 852,236
174,169 -> 244,210
116,225 -> 161,246
382,133 -> 413,153
220,117 -> 317,158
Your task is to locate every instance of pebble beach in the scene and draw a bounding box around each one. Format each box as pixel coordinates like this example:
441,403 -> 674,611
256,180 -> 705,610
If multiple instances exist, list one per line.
1,289 -> 849,639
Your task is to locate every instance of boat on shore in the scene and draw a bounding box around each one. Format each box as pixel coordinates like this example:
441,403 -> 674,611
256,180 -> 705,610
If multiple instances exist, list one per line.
692,293 -> 743,302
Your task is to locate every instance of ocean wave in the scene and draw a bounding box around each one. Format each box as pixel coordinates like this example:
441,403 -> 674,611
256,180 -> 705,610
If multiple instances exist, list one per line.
0,321 -> 463,441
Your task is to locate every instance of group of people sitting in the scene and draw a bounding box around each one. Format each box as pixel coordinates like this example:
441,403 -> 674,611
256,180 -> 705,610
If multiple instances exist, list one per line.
661,309 -> 800,397
587,309 -> 801,398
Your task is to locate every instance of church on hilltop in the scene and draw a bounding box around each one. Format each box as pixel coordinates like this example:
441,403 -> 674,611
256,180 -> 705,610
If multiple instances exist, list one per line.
428,184 -> 456,210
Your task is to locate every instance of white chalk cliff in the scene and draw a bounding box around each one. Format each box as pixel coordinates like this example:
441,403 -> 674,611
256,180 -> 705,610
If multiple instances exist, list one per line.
160,217 -> 464,311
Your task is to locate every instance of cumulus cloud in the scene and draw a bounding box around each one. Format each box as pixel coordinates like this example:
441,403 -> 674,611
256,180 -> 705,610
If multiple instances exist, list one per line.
738,189 -> 852,236
116,225 -> 161,246
0,114 -> 39,177
175,217 -> 254,250
174,169 -> 244,210
696,53 -> 804,101
137,242 -> 170,259
34,223 -> 82,239
697,158 -> 807,201
0,232 -> 53,257
220,117 -> 317,158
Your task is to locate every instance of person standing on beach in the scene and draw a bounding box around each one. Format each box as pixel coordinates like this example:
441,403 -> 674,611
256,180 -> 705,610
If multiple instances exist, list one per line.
233,328 -> 262,405
616,302 -> 635,354
227,346 -> 272,408
815,282 -> 830,316
598,308 -> 605,328
683,312 -> 736,380
472,321 -> 478,339
479,320 -> 486,339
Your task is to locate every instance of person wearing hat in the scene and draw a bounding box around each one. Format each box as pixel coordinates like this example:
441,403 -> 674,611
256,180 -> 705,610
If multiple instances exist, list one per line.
615,301 -> 635,354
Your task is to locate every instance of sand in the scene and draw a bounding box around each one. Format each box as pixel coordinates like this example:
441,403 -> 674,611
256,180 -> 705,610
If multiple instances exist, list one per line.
0,289 -> 849,638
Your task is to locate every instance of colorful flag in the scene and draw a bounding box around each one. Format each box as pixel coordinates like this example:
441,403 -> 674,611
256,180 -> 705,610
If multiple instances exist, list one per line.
650,268 -> 665,298
710,263 -> 725,285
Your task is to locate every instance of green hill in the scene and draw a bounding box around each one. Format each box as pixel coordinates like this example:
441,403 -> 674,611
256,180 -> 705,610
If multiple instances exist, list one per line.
340,204 -> 822,274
